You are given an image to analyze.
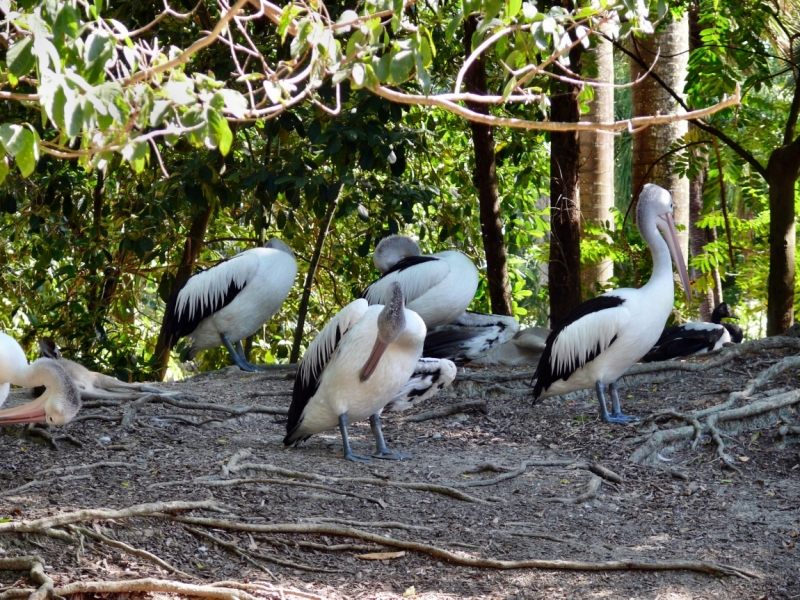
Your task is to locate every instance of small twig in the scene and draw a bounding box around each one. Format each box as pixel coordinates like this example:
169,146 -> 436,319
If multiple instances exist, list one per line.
548,475 -> 603,504
1,474 -> 93,497
301,517 -> 432,531
401,399 -> 488,422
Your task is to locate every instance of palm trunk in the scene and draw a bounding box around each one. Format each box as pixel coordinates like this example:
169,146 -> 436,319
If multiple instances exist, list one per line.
579,25 -> 615,298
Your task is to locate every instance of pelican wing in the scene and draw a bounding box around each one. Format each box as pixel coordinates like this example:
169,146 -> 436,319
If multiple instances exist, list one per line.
285,299 -> 369,444
163,251 -> 261,346
642,323 -> 727,362
361,256 -> 449,306
384,357 -> 457,412
533,295 -> 628,398
422,311 -> 519,364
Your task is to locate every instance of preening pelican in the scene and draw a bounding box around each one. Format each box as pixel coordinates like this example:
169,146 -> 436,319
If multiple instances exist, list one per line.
284,283 -> 426,461
642,302 -> 743,362
0,332 -> 81,425
37,338 -> 170,399
361,235 -> 519,363
532,184 -> 692,423
164,239 -> 297,371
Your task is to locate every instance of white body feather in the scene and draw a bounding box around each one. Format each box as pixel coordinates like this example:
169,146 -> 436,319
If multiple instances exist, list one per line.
178,247 -> 297,354
292,300 -> 426,439
364,251 -> 478,327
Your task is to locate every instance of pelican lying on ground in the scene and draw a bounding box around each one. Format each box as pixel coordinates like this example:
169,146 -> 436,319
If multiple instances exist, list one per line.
361,235 -> 518,363
0,332 -> 81,425
532,184 -> 692,423
164,239 -> 297,372
37,338 -> 171,399
642,302 -> 743,362
284,283 -> 426,461
472,326 -> 551,367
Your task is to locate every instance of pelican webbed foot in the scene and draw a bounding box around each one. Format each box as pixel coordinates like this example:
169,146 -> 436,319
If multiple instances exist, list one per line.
338,413 -> 373,462
369,414 -> 410,460
596,381 -> 640,424
221,335 -> 264,372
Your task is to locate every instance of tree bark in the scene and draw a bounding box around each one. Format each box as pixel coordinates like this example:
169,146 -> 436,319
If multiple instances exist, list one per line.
579,24 -> 615,298
152,203 -> 215,380
630,14 -> 691,260
765,137 -> 800,335
463,15 -> 513,316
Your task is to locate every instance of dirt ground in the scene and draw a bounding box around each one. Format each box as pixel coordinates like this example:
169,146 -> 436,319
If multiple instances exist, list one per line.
1,339 -> 799,600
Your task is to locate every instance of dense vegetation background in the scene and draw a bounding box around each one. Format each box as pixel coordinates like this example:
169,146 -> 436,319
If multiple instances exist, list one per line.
0,0 -> 797,380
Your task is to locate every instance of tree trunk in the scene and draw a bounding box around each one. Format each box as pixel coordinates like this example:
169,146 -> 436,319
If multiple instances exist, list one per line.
630,14 -> 691,261
765,137 -> 800,335
290,188 -> 341,363
463,15 -> 513,316
549,79 -> 583,325
152,203 -> 215,380
579,24 -> 614,298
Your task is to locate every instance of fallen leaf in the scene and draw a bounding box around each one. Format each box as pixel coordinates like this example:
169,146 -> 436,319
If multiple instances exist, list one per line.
356,551 -> 406,560
403,586 -> 416,597
218,439 -> 228,444
739,456 -> 750,462
121,482 -> 130,487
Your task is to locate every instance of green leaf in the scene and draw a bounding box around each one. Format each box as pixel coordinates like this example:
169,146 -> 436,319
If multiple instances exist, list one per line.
390,50 -> 414,84
0,157 -> 9,185
444,11 -> 463,40
7,38 -> 35,78
64,94 -> 84,138
208,109 -> 233,155
502,75 -> 517,100
84,32 -> 113,84
506,0 -> 522,18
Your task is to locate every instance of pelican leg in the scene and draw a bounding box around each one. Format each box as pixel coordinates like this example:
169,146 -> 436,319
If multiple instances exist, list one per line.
608,381 -> 639,423
339,413 -> 372,462
220,334 -> 263,372
369,413 -> 411,460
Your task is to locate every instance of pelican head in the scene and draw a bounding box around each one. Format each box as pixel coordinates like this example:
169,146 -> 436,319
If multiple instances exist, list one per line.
360,282 -> 407,381
373,235 -> 421,274
0,358 -> 82,426
265,238 -> 295,257
637,184 -> 692,304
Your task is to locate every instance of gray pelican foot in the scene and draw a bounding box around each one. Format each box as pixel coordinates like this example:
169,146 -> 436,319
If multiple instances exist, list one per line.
369,414 -> 411,460
595,381 -> 639,424
339,413 -> 372,462
220,334 -> 263,372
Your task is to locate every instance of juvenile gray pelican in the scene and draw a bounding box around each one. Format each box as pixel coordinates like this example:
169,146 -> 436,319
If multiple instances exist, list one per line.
642,302 -> 743,362
532,184 -> 692,423
0,332 -> 81,425
164,238 -> 297,371
284,283 -> 426,461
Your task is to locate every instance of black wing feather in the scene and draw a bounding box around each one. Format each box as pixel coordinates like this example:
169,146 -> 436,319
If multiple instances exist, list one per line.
359,255 -> 440,299
641,324 -> 725,362
283,324 -> 344,445
163,268 -> 246,349
532,296 -> 625,400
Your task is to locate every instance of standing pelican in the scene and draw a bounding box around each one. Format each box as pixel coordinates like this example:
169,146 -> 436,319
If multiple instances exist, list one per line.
0,332 -> 81,425
532,184 -> 692,423
164,238 -> 297,371
361,235 -> 519,363
284,283 -> 425,461
642,302 -> 743,362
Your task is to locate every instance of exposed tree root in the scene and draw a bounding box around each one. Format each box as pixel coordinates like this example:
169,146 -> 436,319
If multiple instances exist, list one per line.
224,450 -> 491,504
67,524 -> 192,578
300,517 -> 432,532
548,475 -> 603,504
400,399 -> 487,422
147,476 -> 385,505
1,473 -> 93,497
455,459 -> 621,488
0,500 -> 218,533
0,555 -> 55,600
168,515 -> 758,579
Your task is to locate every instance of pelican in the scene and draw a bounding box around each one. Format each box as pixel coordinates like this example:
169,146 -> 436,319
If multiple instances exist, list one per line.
532,184 -> 692,423
472,326 -> 551,367
163,238 -> 297,371
37,338 -> 171,399
0,332 -> 81,425
361,235 -> 519,363
642,302 -> 743,362
284,283 -> 426,461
